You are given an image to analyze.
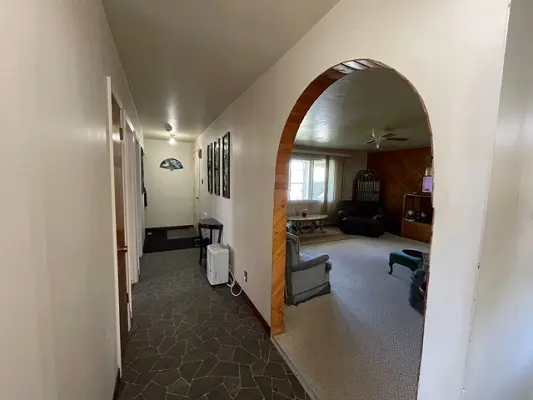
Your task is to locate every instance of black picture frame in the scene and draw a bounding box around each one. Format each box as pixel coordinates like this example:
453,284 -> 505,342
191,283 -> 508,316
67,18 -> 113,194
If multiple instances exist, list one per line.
214,138 -> 221,195
222,132 -> 230,198
207,144 -> 213,193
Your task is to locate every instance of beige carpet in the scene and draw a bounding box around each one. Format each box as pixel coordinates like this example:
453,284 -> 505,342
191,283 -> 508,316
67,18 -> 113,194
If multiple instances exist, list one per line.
273,233 -> 430,400
298,226 -> 352,246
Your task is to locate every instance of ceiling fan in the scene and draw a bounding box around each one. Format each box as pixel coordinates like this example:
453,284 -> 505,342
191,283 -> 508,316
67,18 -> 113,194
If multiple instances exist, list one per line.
363,128 -> 409,150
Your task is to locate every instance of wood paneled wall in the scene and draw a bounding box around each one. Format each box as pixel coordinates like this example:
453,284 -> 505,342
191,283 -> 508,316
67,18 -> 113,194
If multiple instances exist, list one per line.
366,147 -> 432,234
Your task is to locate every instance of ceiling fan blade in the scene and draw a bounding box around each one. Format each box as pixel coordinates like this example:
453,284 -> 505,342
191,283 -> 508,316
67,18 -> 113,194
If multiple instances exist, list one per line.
385,137 -> 409,141
363,139 -> 376,145
380,132 -> 397,139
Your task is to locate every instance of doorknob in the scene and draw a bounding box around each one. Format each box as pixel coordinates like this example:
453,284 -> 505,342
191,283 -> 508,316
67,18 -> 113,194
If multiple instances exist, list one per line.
118,246 -> 128,253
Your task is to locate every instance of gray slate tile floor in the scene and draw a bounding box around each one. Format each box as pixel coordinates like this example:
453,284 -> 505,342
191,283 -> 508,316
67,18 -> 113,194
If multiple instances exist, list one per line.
118,249 -> 309,400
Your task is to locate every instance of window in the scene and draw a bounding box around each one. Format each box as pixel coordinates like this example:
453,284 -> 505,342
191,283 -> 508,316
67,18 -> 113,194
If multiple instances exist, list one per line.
289,158 -> 327,201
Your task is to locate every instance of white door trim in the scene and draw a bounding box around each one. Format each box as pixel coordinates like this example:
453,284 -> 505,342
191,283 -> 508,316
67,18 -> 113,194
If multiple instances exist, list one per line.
123,119 -> 140,285
106,76 -> 122,372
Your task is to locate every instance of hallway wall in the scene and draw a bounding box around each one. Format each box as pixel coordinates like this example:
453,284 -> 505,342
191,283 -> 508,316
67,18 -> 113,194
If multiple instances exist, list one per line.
144,139 -> 194,228
195,0 -> 510,399
0,1 -> 141,399
463,0 -> 533,397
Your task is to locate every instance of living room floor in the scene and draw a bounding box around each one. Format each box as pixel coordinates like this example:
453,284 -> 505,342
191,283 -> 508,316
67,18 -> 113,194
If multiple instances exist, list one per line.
273,234 -> 430,400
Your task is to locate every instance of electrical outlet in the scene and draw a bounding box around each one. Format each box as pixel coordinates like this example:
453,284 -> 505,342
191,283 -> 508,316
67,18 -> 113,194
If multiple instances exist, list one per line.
243,271 -> 248,283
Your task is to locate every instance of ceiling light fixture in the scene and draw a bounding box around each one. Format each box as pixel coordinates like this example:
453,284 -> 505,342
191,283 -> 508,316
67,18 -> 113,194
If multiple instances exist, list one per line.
164,122 -> 173,132
169,133 -> 176,145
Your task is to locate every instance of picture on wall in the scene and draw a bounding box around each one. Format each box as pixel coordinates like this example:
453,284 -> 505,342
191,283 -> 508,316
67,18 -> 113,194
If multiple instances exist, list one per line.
207,144 -> 213,193
222,132 -> 231,198
214,138 -> 221,195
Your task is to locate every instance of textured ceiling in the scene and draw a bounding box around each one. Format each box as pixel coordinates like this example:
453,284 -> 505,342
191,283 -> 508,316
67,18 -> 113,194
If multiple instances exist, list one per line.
295,68 -> 431,151
104,0 -> 341,141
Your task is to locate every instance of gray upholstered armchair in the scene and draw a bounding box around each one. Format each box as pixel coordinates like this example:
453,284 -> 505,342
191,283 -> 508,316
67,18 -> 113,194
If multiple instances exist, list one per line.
285,233 -> 332,305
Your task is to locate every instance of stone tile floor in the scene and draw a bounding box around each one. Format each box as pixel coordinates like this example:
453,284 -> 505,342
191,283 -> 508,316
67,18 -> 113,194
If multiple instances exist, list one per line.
117,249 -> 309,400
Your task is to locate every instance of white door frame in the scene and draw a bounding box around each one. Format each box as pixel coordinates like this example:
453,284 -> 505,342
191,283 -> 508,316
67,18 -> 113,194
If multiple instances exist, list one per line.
106,77 -> 123,371
123,116 -> 140,285
136,141 -> 144,258
106,77 -> 142,371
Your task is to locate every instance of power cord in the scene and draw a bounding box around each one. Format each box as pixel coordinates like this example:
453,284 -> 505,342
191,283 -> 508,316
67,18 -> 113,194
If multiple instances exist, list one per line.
227,268 -> 243,297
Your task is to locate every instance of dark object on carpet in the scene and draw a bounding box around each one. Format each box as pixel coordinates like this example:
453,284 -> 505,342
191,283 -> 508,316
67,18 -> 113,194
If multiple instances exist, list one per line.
409,268 -> 427,314
338,200 -> 386,237
143,227 -> 196,253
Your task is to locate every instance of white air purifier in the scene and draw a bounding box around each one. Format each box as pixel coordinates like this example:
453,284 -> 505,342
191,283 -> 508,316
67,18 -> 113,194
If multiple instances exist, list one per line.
206,244 -> 229,286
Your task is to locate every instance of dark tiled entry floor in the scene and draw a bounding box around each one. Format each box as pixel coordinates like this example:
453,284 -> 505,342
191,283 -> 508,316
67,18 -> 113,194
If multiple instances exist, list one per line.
118,249 -> 309,400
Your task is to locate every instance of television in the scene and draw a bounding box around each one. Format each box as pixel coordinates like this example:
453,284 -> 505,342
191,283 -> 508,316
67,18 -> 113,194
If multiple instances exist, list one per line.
422,175 -> 433,193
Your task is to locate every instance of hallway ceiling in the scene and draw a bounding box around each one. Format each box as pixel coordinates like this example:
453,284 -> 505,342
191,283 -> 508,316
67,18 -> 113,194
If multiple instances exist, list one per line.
295,68 -> 432,151
104,0 -> 341,141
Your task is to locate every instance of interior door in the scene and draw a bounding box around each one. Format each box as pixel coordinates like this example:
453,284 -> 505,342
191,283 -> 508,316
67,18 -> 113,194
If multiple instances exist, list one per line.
193,148 -> 201,232
124,120 -> 140,285
112,95 -> 130,352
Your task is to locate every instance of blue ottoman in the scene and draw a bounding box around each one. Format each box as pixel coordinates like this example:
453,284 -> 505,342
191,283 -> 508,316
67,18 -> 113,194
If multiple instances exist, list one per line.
388,249 -> 423,275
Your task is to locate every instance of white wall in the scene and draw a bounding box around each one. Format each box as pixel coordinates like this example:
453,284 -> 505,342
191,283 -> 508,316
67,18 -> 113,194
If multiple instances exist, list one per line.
341,151 -> 368,200
0,1 -> 140,399
194,0 -> 511,399
144,139 -> 194,228
463,1 -> 533,398
195,136 -> 234,253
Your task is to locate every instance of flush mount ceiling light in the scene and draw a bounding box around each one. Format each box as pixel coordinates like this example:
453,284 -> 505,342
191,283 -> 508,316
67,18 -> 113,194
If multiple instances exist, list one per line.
169,133 -> 176,145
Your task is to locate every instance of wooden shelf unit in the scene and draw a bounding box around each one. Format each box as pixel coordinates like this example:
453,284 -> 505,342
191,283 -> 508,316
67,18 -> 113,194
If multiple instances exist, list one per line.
401,193 -> 433,243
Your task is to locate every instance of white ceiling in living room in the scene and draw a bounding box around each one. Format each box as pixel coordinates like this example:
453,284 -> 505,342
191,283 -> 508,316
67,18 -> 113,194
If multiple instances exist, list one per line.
295,68 -> 432,151
103,0 -> 341,141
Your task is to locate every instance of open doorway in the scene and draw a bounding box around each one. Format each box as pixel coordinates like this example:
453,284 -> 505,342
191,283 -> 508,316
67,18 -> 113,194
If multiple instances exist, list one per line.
271,60 -> 433,400
111,94 -> 131,354
141,138 -> 197,253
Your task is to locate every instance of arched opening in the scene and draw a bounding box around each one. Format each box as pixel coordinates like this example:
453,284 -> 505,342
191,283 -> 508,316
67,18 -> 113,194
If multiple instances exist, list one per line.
270,59 -> 433,398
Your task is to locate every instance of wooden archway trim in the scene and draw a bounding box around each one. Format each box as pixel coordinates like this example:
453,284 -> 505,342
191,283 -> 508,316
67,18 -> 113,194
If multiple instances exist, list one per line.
270,66 -> 353,335
270,60 -> 433,335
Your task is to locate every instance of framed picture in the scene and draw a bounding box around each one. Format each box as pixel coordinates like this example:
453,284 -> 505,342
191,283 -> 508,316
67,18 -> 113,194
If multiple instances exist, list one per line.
214,138 -> 221,195
222,132 -> 230,198
207,144 -> 213,193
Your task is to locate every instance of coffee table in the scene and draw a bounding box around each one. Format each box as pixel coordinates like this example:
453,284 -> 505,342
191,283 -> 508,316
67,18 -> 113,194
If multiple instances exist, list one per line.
287,214 -> 328,236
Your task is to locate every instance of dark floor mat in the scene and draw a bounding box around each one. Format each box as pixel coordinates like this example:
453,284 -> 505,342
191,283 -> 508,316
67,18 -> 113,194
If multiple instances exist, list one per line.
167,227 -> 197,240
143,229 -> 197,253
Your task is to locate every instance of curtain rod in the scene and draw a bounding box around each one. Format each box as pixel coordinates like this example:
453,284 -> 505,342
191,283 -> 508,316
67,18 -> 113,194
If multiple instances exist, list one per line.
291,148 -> 352,158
